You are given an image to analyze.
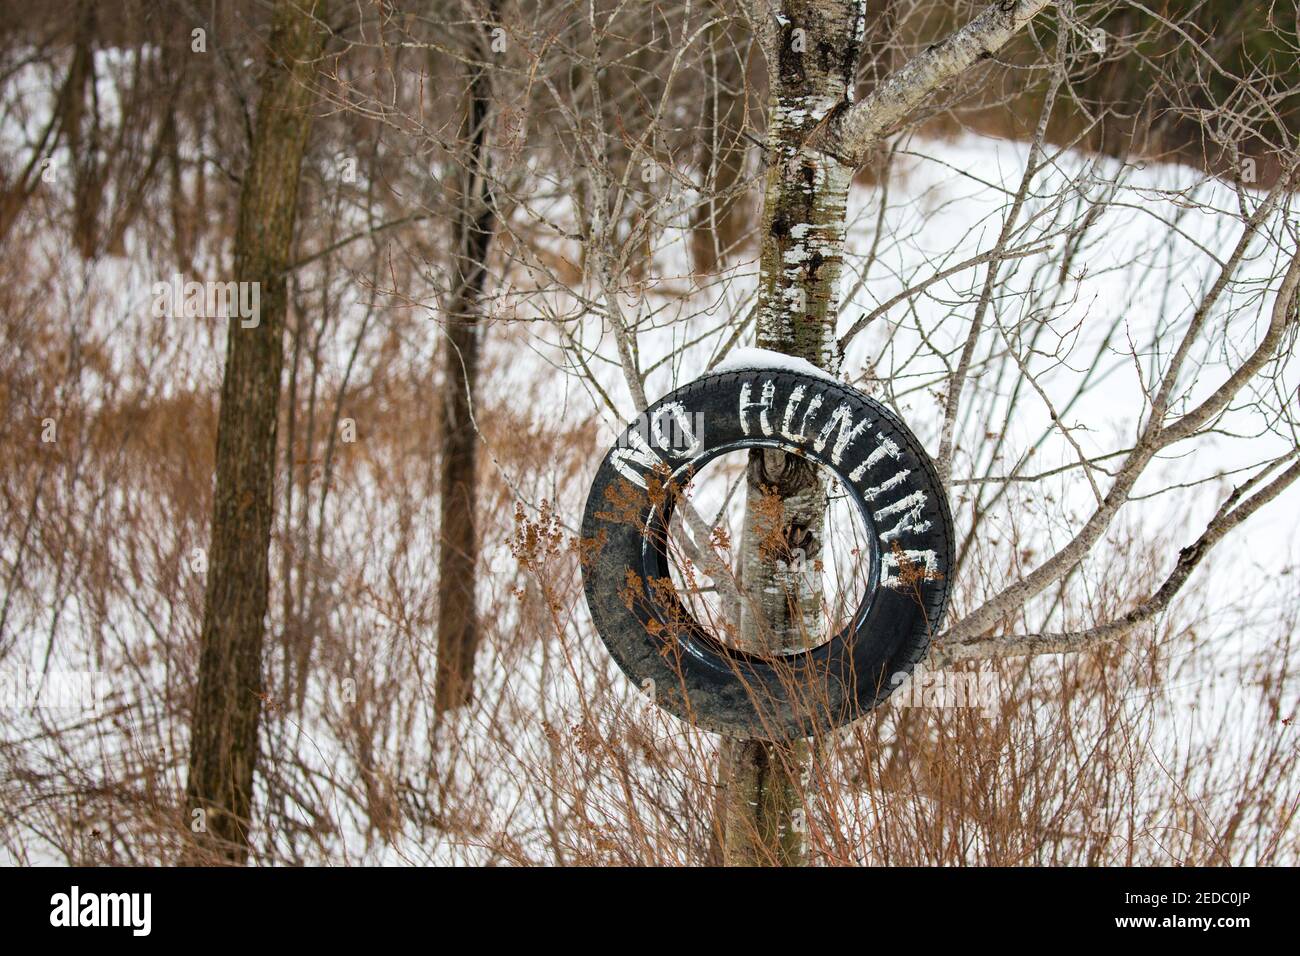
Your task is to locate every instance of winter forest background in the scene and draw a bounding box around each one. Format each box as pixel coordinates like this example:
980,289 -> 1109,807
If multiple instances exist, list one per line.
2,0 -> 1299,866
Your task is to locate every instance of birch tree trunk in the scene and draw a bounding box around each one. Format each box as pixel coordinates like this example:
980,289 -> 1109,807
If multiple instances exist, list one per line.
715,0 -> 1054,865
184,0 -> 324,864
433,6 -> 499,713
720,0 -> 866,868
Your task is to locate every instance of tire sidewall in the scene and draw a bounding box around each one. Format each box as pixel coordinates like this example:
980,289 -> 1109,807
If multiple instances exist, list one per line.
581,368 -> 954,738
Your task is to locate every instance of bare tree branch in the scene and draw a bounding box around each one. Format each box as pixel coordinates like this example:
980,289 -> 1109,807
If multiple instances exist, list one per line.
937,453 -> 1300,664
815,0 -> 1056,169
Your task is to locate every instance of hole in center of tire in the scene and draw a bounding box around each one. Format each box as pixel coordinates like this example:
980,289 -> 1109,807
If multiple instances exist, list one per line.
663,447 -> 876,657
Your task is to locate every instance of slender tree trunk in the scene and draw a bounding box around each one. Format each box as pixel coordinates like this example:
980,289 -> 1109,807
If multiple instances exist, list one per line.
692,10 -> 749,274
434,7 -> 499,713
65,1 -> 102,259
720,0 -> 866,868
184,0 -> 324,864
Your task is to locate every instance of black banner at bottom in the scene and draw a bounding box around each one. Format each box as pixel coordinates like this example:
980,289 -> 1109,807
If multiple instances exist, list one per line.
2,865 -> 1278,942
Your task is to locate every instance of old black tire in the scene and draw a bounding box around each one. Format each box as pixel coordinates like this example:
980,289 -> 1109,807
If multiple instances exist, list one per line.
580,367 -> 954,739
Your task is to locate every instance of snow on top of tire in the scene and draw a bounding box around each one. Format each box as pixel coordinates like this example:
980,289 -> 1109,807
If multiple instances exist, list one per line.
710,347 -> 838,384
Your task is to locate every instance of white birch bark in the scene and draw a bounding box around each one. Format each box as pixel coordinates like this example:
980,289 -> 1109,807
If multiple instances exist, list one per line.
720,0 -> 1055,867
722,0 -> 869,868
815,0 -> 1056,168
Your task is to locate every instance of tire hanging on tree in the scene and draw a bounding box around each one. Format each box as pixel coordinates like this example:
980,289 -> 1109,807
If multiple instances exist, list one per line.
581,364 -> 954,739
